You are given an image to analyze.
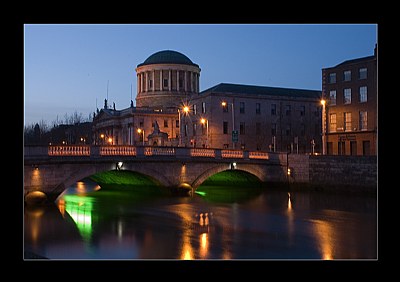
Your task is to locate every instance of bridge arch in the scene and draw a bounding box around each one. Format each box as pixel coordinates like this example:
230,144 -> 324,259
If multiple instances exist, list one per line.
191,163 -> 267,190
49,162 -> 174,200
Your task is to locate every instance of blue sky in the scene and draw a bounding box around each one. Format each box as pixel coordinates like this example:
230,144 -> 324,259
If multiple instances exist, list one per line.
24,24 -> 377,126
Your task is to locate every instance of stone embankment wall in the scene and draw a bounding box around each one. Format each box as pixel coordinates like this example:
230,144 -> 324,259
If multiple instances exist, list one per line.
284,154 -> 377,193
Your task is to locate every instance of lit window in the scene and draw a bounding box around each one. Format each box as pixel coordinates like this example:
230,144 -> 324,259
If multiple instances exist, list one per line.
344,112 -> 352,131
359,111 -> 368,130
329,114 -> 336,132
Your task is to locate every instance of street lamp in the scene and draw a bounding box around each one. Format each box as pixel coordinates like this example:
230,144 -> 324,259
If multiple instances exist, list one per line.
178,105 -> 190,147
221,101 -> 236,149
321,99 -> 326,155
137,128 -> 145,146
200,118 -> 209,147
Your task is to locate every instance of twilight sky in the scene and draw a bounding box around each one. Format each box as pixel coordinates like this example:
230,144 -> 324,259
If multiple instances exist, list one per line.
24,24 -> 377,126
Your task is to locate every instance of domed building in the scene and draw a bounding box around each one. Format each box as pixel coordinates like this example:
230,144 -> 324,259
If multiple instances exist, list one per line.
135,50 -> 201,109
93,49 -> 324,153
92,50 -> 199,147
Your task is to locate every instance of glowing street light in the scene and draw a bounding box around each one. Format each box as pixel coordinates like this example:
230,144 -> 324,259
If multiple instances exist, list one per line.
178,105 -> 190,147
200,118 -> 209,147
221,101 -> 236,149
321,99 -> 326,155
137,128 -> 145,146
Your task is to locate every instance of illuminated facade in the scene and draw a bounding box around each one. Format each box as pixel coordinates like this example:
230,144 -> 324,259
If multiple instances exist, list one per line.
93,50 -> 323,153
321,46 -> 377,155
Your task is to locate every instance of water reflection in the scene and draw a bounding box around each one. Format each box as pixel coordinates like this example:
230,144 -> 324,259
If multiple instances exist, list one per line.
24,180 -> 377,260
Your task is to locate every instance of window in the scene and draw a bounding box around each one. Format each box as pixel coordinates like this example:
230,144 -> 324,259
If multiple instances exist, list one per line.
359,86 -> 368,102
285,125 -> 291,136
239,102 -> 245,114
359,111 -> 368,130
164,119 -> 168,128
285,105 -> 291,116
329,114 -> 336,132
359,67 -> 367,79
344,112 -> 352,131
163,79 -> 168,88
179,79 -> 183,88
256,122 -> 261,135
193,123 -> 197,136
300,105 -> 305,116
256,103 -> 261,114
176,120 -> 179,128
350,141 -> 357,156
343,70 -> 351,82
223,121 -> 228,134
271,123 -> 276,136
344,88 -> 352,104
338,141 -> 346,155
193,104 -> 197,115
271,104 -> 276,115
329,73 -> 336,83
363,141 -> 370,156
300,124 -> 305,136
149,79 -> 153,89
240,122 -> 246,135
329,90 -> 337,105
202,102 -> 206,114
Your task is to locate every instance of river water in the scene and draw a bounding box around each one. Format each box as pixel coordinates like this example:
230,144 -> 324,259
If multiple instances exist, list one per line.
23,179 -> 377,260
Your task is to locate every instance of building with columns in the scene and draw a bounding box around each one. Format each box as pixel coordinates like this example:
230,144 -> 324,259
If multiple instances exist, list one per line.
93,49 -> 323,153
135,50 -> 201,109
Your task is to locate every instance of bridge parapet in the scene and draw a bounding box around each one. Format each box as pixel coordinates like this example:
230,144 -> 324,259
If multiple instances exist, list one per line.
48,145 -> 90,156
25,145 -> 273,163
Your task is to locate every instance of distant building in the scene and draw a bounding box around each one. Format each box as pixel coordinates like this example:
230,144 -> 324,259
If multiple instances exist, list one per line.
93,50 -> 323,153
188,83 -> 322,153
321,46 -> 377,155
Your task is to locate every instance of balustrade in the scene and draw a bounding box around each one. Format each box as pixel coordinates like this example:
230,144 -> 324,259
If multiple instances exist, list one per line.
39,146 -> 270,162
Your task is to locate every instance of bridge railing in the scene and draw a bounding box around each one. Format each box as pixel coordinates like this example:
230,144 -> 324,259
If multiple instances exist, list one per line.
100,145 -> 136,156
48,145 -> 90,156
25,145 -> 272,162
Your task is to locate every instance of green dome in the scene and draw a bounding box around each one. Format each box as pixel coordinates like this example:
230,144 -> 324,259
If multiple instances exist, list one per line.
137,50 -> 199,67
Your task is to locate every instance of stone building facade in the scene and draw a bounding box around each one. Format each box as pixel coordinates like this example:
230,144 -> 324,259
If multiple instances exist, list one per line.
92,50 -> 323,153
321,46 -> 377,155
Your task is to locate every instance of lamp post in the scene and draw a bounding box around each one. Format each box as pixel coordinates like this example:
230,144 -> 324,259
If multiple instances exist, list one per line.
221,101 -> 236,149
179,105 -> 190,147
99,133 -> 112,145
137,128 -> 145,146
321,99 -> 326,155
200,118 -> 209,147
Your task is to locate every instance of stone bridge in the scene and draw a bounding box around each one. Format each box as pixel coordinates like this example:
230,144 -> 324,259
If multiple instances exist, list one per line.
24,145 -> 294,204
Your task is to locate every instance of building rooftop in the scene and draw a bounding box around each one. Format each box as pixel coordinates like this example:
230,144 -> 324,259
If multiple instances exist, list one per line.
137,50 -> 199,68
200,83 -> 321,99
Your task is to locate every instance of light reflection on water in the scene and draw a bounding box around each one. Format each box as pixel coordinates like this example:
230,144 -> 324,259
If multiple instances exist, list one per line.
24,179 -> 377,260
